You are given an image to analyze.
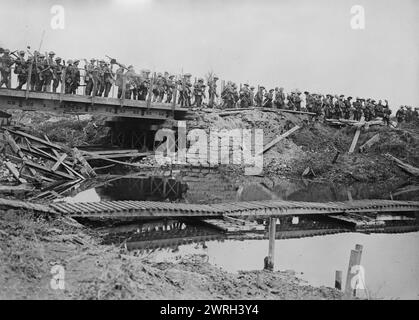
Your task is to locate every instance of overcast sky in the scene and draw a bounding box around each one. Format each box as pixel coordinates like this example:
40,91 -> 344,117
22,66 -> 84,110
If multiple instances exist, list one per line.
0,0 -> 418,110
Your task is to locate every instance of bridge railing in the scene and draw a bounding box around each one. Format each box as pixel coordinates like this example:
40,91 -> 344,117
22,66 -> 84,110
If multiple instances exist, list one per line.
0,66 -> 228,108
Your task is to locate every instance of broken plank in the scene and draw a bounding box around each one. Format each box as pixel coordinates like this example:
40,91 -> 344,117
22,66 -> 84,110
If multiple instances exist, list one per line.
260,125 -> 300,154
385,153 -> 419,177
359,134 -> 380,153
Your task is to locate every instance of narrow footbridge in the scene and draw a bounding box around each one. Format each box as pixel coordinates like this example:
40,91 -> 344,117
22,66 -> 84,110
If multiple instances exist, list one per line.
48,199 -> 419,218
0,88 -> 188,121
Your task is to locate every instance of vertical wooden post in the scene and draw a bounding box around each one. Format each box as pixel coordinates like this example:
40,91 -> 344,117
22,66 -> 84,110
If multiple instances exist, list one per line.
335,270 -> 343,290
264,217 -> 276,271
344,244 -> 363,298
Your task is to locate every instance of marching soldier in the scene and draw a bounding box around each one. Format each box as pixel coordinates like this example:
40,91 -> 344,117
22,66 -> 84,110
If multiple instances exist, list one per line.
84,58 -> 96,96
396,106 -> 405,125
254,86 -> 265,108
0,49 -> 15,88
383,100 -> 391,126
102,62 -> 114,98
304,91 -> 313,112
52,57 -> 63,93
208,75 -> 219,108
41,51 -> 56,92
263,88 -> 274,108
165,74 -> 175,103
193,78 -> 206,108
249,86 -> 255,107
239,83 -> 251,108
138,69 -> 150,101
14,50 -> 28,90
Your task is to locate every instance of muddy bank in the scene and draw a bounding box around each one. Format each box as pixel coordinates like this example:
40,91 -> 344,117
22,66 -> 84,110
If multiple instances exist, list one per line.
0,210 -> 341,300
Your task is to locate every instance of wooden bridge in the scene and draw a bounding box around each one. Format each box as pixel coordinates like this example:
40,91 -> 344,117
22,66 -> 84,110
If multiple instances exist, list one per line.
0,88 -> 188,121
49,199 -> 419,218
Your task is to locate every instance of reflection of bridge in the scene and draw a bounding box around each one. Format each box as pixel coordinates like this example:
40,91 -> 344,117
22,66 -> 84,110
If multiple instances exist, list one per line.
98,176 -> 186,201
100,214 -> 419,251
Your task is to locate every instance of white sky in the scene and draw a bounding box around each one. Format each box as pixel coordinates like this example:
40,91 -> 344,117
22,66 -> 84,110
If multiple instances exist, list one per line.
0,0 -> 418,110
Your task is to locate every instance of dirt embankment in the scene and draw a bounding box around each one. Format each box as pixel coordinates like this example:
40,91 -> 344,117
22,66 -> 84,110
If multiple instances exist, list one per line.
190,110 -> 419,184
0,211 -> 341,300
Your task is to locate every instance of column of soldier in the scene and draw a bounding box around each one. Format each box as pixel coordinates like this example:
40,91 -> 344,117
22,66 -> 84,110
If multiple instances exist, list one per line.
1,48 -> 417,123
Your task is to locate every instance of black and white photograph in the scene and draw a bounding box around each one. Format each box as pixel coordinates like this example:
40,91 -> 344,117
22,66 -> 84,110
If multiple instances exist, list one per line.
0,0 -> 418,306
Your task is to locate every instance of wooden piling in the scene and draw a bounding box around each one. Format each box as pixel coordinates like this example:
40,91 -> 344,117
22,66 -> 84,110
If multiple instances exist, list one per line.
335,270 -> 342,290
344,244 -> 363,298
264,217 -> 276,271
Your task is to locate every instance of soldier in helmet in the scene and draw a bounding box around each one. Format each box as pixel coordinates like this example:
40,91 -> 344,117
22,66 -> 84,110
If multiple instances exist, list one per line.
249,86 -> 255,107
254,86 -> 265,108
165,74 -> 176,103
115,65 -> 125,99
395,106 -> 405,125
40,51 -> 56,92
138,69 -> 150,101
34,53 -> 46,91
52,57 -> 64,93
239,83 -> 251,108
14,50 -> 28,90
178,73 -> 192,107
152,72 -> 165,102
207,75 -> 219,108
71,60 -> 81,94
64,60 -> 74,94
0,49 -> 15,88
84,58 -> 97,96
263,88 -> 274,108
102,62 -> 114,98
96,60 -> 107,97
193,78 -> 206,108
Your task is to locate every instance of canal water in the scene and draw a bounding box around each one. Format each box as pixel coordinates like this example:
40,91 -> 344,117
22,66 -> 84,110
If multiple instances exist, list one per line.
58,173 -> 419,299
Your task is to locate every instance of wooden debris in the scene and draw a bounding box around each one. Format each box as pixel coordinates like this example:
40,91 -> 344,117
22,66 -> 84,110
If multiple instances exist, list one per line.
385,153 -> 419,177
260,125 -> 300,154
359,134 -> 380,153
348,116 -> 365,154
5,161 -> 26,183
72,148 -> 97,178
1,128 -> 96,183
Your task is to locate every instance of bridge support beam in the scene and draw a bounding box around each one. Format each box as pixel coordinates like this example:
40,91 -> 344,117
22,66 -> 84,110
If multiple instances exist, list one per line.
264,217 -> 276,271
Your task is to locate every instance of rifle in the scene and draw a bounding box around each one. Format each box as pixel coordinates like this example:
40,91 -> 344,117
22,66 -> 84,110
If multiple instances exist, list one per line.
105,55 -> 128,70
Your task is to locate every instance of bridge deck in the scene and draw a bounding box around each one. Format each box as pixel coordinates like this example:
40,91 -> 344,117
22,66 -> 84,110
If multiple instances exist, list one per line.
50,199 -> 419,218
0,88 -> 189,120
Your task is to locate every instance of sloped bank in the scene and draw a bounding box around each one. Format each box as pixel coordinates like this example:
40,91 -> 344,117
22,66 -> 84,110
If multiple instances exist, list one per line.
0,210 -> 342,300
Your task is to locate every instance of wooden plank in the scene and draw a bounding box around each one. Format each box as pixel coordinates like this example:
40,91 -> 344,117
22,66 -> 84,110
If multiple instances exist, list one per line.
260,125 -> 300,154
24,160 -> 75,180
51,153 -> 68,171
359,134 -> 380,153
348,116 -> 365,153
4,129 -> 64,151
72,147 -> 97,177
385,153 -> 419,177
